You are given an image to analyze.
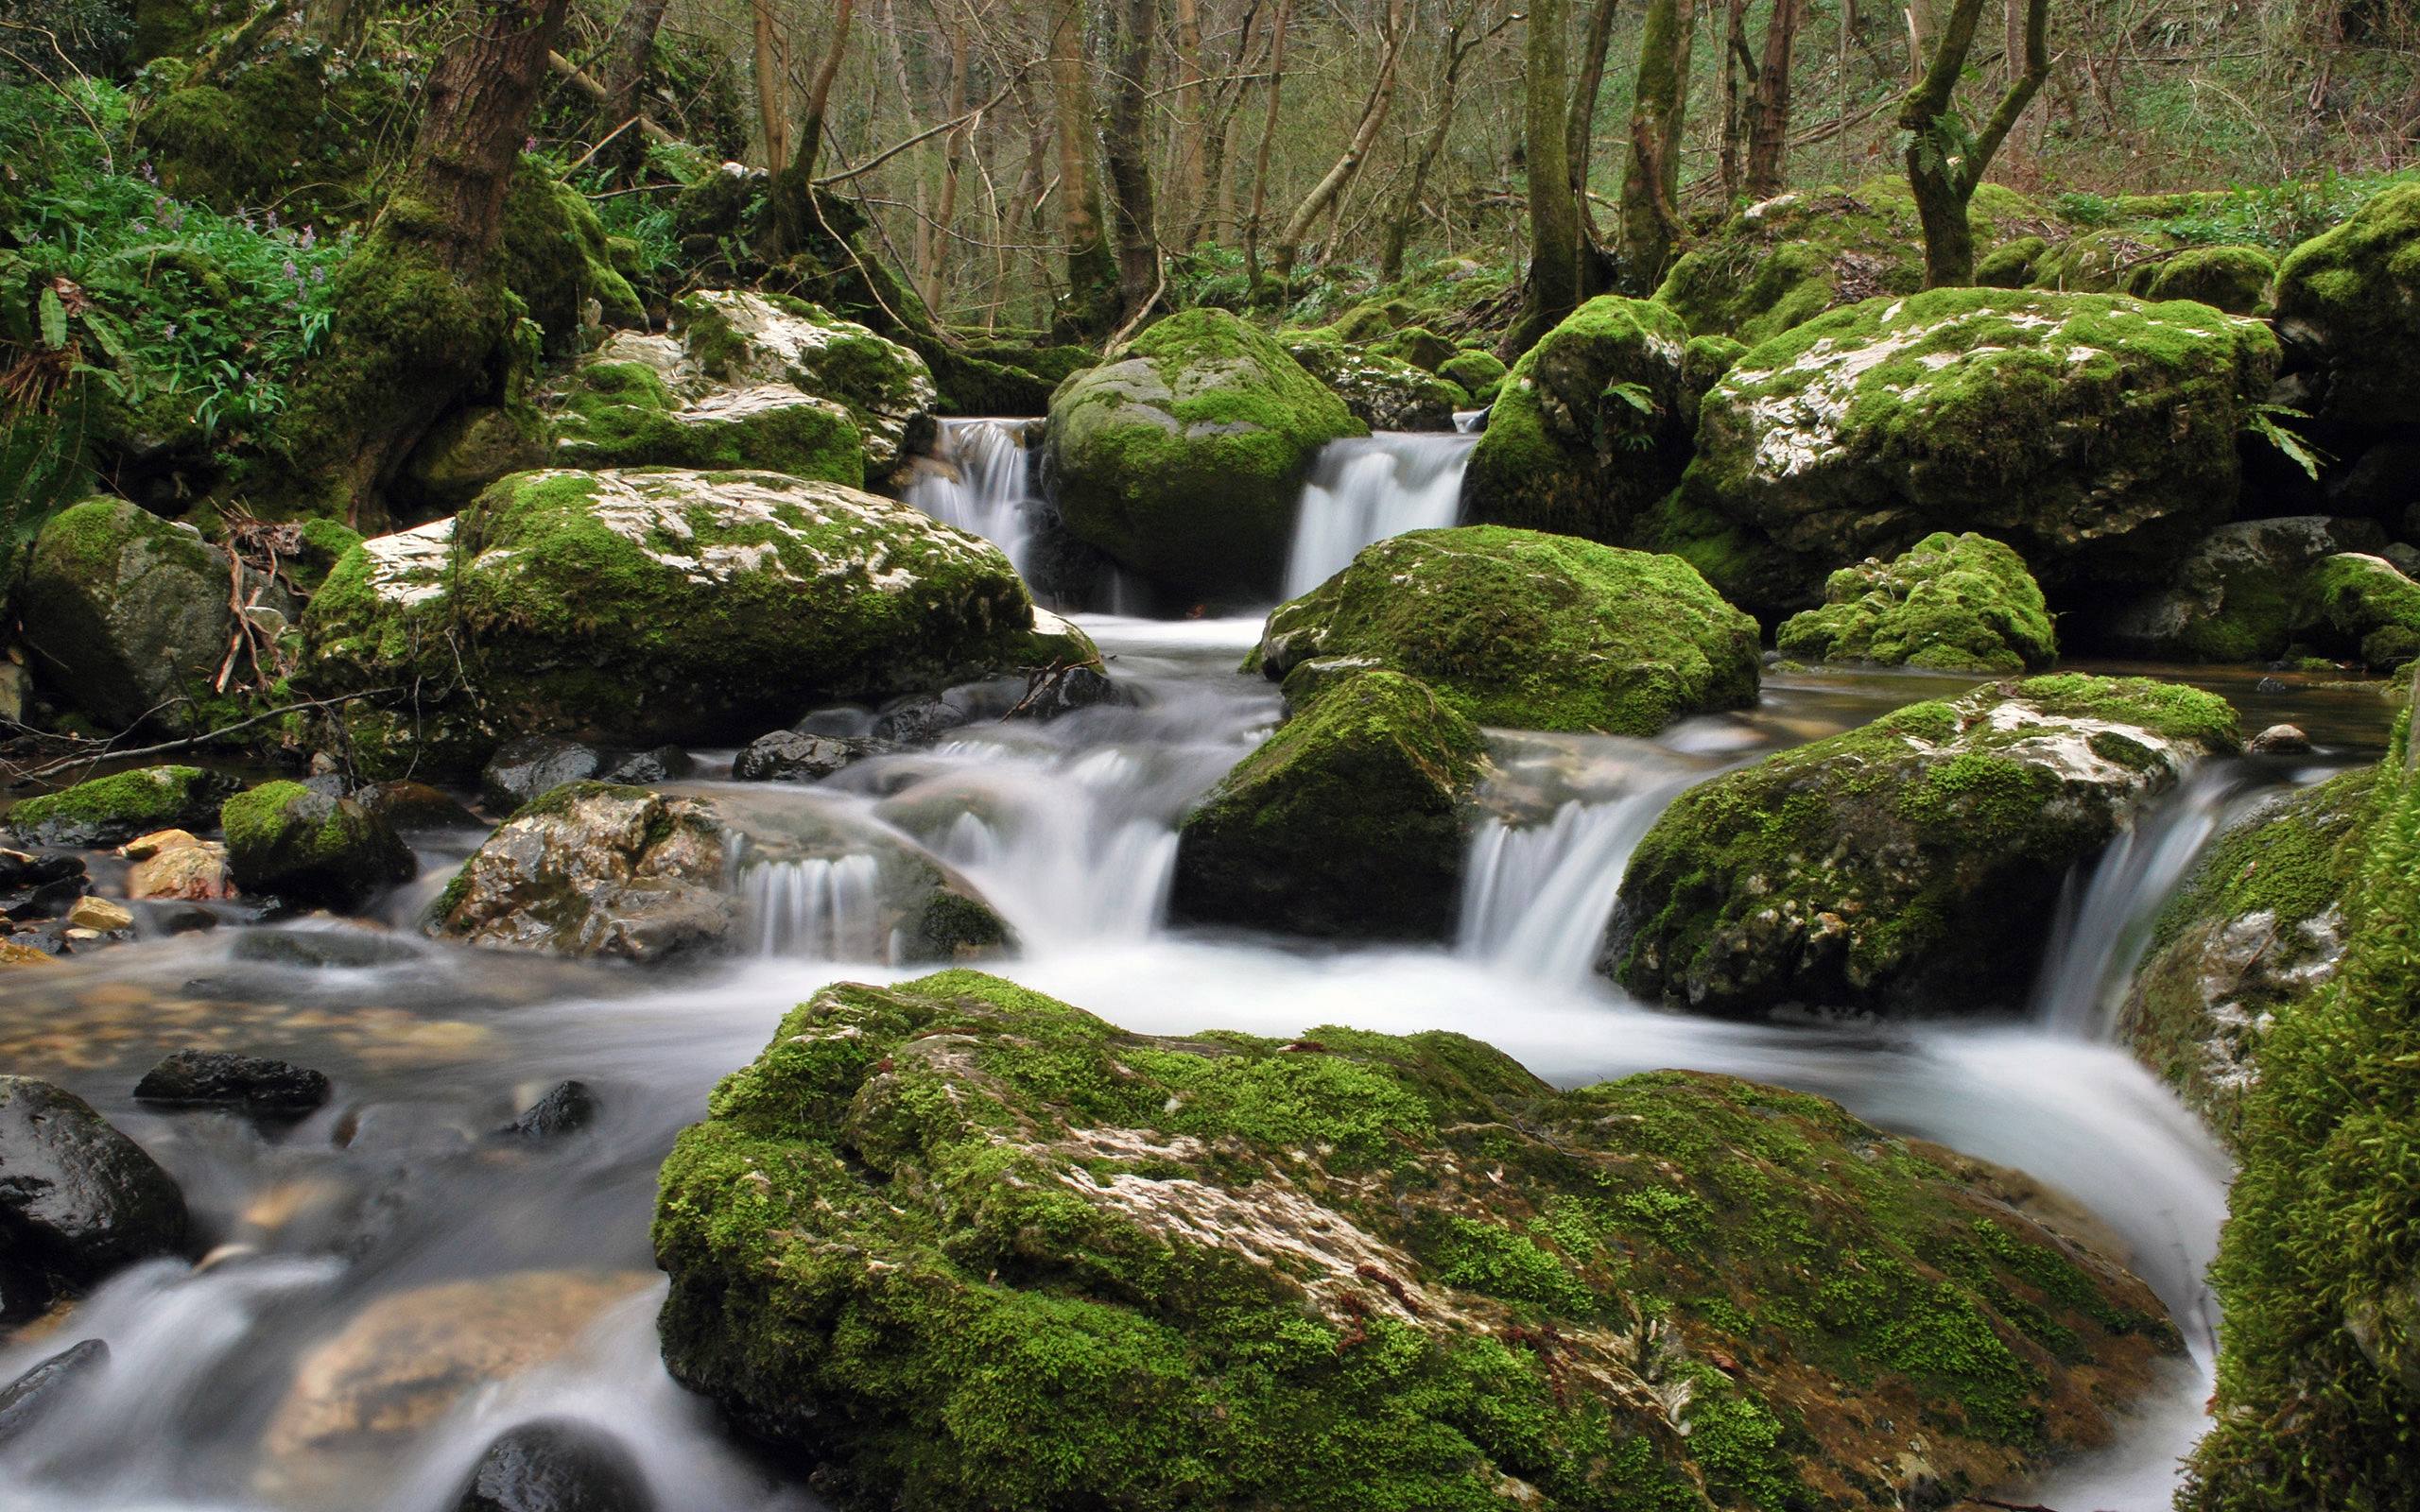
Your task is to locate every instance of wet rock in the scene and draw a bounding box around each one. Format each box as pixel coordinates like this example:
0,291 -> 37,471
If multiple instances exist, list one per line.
232,927 -> 423,970
731,730 -> 860,783
133,1050 -> 332,1116
0,848 -> 87,919
596,746 -> 692,787
677,289 -> 936,472
1606,675 -> 2243,1017
221,782 -> 417,911
2247,723 -> 2313,755
355,782 -> 484,833
0,1076 -> 190,1319
656,971 -> 2183,1512
500,1080 -> 598,1138
6,765 -> 236,849
453,1418 -> 653,1512
1283,337 -> 1465,431
2087,516 -> 2392,663
481,736 -> 608,814
66,896 -> 134,933
870,694 -> 972,747
0,940 -> 58,968
0,1337 -> 110,1449
432,784 -> 729,965
126,833 -> 235,902
548,354 -> 865,488
1006,662 -> 1117,722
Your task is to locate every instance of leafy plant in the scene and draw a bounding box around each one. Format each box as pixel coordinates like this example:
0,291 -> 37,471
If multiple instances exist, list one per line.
2244,403 -> 2329,482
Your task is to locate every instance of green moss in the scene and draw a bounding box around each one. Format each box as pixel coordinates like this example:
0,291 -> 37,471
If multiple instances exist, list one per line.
2030,228 -> 2176,295
2270,183 -> 2420,428
1284,338 -> 1467,431
1975,236 -> 2050,288
1776,532 -> 2056,673
500,161 -> 647,356
550,361 -> 866,485
5,765 -> 233,847
2298,554 -> 2420,670
1255,525 -> 1760,735
2146,245 -> 2276,315
220,779 -> 414,908
1437,349 -> 1507,406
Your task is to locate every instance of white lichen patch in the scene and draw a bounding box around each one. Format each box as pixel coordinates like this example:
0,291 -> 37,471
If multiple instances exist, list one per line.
359,518 -> 458,608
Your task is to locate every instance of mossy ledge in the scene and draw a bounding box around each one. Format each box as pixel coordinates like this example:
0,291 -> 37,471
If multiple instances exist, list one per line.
654,970 -> 2181,1512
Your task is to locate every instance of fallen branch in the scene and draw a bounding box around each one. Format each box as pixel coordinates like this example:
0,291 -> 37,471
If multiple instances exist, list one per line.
7,689 -> 401,787
546,51 -> 676,145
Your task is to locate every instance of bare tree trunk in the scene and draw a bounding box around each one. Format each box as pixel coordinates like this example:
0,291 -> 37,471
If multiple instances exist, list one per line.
1510,0 -> 1581,352
1242,0 -> 1294,298
1720,0 -> 1750,196
1380,0 -> 1490,280
1046,0 -> 1119,332
1103,0 -> 1162,321
1899,0 -> 2048,284
1269,0 -> 1409,283
1744,0 -> 1804,196
1617,0 -> 1695,289
925,3 -> 973,311
1192,0 -> 1265,249
751,0 -> 791,171
596,0 -> 671,170
1168,0 -> 1208,246
1565,0 -> 1621,266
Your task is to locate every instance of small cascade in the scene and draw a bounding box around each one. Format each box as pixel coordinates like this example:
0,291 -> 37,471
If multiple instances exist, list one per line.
922,747 -> 1185,947
904,418 -> 1042,575
1452,407 -> 1488,434
741,853 -> 888,959
1282,432 -> 1478,596
2032,765 -> 2254,1040
1458,784 -> 1690,982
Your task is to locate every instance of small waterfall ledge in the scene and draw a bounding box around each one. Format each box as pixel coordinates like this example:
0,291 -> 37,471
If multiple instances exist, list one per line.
904,417 -> 1044,577
1282,431 -> 1478,597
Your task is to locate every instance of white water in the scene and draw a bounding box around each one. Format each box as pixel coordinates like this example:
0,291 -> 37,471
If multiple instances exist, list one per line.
1281,432 -> 1477,596
1459,783 -> 1694,981
741,853 -> 886,958
903,418 -> 1042,576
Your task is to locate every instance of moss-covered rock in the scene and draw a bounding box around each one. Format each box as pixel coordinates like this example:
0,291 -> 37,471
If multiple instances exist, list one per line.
398,404 -> 550,514
2184,728 -> 2420,1508
1374,325 -> 1460,372
220,780 -> 416,910
1436,349 -> 1507,407
1606,675 -> 2241,1017
678,290 -> 934,472
1256,526 -> 1759,735
2146,245 -> 2276,315
1776,532 -> 2056,673
296,471 -> 1062,778
1281,337 -> 1466,431
1975,235 -> 2051,288
1654,180 -> 2056,346
1668,288 -> 2280,617
1169,669 -> 1485,939
2296,552 -> 2420,669
1461,296 -> 1694,541
2271,182 -> 2420,430
545,355 -> 865,485
499,163 -> 645,356
654,969 -> 2182,1512
2117,767 -> 2375,1149
5,765 -> 236,848
21,498 -> 294,735
2029,229 -> 2177,296
2086,516 -> 2389,662
1042,308 -> 1364,600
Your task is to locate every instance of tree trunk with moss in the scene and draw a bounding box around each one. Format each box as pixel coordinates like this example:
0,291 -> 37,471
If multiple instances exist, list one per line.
1046,0 -> 1119,336
1744,0 -> 1804,196
1510,0 -> 1581,354
274,0 -> 571,528
1564,0 -> 1621,288
1617,0 -> 1695,290
769,0 -> 856,256
596,0 -> 670,173
1899,0 -> 2048,286
1103,0 -> 1161,324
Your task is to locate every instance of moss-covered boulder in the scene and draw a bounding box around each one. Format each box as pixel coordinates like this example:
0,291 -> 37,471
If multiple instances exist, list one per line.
2029,229 -> 2176,296
546,356 -> 866,485
1461,296 -> 1693,540
1281,337 -> 1466,431
1437,349 -> 1507,407
655,969 -> 2182,1512
1169,669 -> 1485,939
2296,552 -> 2420,669
1776,532 -> 2056,673
297,471 -> 1075,778
2272,182 -> 2420,431
1666,289 -> 2280,617
2146,244 -> 2276,315
1606,675 -> 2241,1017
1042,308 -> 1364,600
1256,526 -> 1759,735
22,497 -> 294,735
221,780 -> 416,910
2118,767 -> 2374,1149
679,291 -> 935,472
1654,180 -> 2055,346
397,404 -> 550,514
5,765 -> 236,849
2087,516 -> 2389,662
499,164 -> 646,356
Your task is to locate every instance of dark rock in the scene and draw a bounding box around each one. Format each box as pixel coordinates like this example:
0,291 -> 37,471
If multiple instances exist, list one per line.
481,737 -> 607,814
356,781 -> 483,833
870,694 -> 972,746
221,782 -> 417,911
500,1081 -> 598,1138
133,1050 -> 332,1116
732,730 -> 859,783
0,848 -> 87,920
0,1338 -> 110,1449
232,927 -> 423,970
5,765 -> 237,849
2246,723 -> 2314,755
0,1076 -> 189,1320
1008,663 -> 1118,722
452,1418 -> 653,1512
596,747 -> 693,786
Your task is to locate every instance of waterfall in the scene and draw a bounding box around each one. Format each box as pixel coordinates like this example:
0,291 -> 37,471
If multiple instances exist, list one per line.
1458,783 -> 1692,982
1282,432 -> 1478,597
2031,765 -> 2254,1041
905,418 -> 1041,576
1453,408 -> 1488,434
741,854 -> 888,959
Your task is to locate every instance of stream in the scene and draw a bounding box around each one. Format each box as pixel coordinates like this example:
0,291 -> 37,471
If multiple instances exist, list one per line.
0,423 -> 2399,1511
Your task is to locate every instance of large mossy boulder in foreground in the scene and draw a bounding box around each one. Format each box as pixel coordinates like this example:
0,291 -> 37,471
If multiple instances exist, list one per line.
1170,670 -> 1485,939
298,470 -> 1086,779
1777,532 -> 2056,673
5,765 -> 234,849
1461,296 -> 1695,540
1043,308 -> 1363,600
22,498 -> 293,734
1663,288 -> 2279,617
221,781 -> 416,911
654,970 -> 2182,1512
2118,767 -> 2374,1150
2272,182 -> 2420,431
1257,526 -> 1759,734
1606,675 -> 2240,1018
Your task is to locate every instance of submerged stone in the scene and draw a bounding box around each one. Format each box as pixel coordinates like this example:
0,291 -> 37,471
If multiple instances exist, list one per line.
133,1049 -> 332,1116
0,1338 -> 109,1450
654,970 -> 2183,1512
453,1418 -> 654,1512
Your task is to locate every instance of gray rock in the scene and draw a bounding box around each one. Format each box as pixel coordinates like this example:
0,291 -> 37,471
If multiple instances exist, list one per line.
2246,724 -> 2313,755
431,784 -> 730,965
0,1077 -> 189,1319
499,1081 -> 598,1139
481,737 -> 608,814
732,730 -> 861,783
453,1418 -> 653,1512
0,1338 -> 109,1449
133,1050 -> 331,1116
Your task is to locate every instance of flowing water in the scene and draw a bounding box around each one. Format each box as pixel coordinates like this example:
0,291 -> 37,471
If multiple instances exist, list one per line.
2,469 -> 2403,1510
1281,431 -> 1478,596
902,418 -> 1045,579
